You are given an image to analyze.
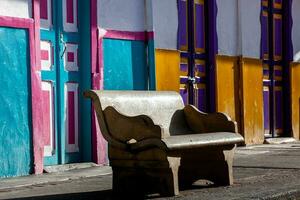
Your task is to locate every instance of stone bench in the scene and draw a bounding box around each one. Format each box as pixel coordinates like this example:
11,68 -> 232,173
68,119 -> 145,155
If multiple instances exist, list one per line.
84,90 -> 244,196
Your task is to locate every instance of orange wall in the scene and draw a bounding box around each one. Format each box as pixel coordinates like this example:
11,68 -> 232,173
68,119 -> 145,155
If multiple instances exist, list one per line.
240,58 -> 264,144
216,55 -> 264,144
215,55 -> 240,123
291,62 -> 300,140
155,49 -> 180,92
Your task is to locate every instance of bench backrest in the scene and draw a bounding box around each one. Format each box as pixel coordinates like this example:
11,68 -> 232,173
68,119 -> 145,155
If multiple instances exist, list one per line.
85,90 -> 187,140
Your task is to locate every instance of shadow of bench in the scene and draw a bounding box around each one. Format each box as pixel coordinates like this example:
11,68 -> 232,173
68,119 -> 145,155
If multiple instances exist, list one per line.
84,90 -> 244,197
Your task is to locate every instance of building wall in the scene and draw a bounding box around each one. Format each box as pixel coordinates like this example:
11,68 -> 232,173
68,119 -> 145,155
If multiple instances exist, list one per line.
216,0 -> 264,144
240,58 -> 264,144
151,0 -> 178,50
291,63 -> 300,140
150,0 -> 180,91
215,55 -> 240,123
216,0 -> 239,56
103,39 -> 147,90
292,0 -> 300,62
291,0 -> 300,139
98,0 -> 145,32
238,0 -> 261,58
155,49 -> 180,92
0,0 -> 32,18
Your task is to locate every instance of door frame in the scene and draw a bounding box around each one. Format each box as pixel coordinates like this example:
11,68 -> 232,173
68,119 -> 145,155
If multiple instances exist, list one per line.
0,16 -> 44,174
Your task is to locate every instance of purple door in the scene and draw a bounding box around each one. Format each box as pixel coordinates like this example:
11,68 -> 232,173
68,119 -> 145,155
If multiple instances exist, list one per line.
178,0 -> 207,111
261,0 -> 284,137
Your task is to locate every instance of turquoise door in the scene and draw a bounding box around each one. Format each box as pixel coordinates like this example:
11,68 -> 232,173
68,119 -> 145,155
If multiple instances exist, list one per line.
0,27 -> 33,177
40,0 -> 81,165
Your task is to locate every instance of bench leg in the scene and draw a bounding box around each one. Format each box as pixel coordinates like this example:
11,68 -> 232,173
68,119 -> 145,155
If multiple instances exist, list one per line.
212,147 -> 235,186
159,157 -> 180,196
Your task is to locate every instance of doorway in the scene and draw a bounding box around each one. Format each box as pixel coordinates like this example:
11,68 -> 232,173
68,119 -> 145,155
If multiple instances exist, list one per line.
261,0 -> 291,137
40,0 -> 81,165
178,0 -> 214,112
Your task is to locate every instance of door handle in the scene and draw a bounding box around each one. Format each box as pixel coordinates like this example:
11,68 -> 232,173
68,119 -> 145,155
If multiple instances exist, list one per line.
60,33 -> 67,58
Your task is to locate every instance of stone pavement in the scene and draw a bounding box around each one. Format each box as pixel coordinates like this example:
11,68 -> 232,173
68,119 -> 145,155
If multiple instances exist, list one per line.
0,143 -> 299,200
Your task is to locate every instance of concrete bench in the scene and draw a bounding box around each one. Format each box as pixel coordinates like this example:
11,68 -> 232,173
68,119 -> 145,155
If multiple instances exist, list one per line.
84,90 -> 244,196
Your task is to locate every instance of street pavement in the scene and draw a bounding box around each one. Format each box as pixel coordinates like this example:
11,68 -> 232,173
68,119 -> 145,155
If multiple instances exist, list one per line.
0,143 -> 299,200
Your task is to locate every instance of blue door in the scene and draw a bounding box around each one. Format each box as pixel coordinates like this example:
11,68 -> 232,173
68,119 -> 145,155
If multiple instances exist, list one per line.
40,0 -> 81,165
0,27 -> 33,177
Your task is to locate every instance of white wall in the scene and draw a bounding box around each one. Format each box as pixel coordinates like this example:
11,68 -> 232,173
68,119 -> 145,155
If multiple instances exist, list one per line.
97,0 -> 178,50
217,0 -> 239,56
238,0 -> 261,58
151,0 -> 178,50
0,0 -> 32,18
98,0 -> 146,32
292,0 -> 300,62
217,0 -> 261,58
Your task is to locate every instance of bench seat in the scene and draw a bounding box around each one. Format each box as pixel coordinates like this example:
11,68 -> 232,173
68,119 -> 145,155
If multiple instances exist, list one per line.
162,132 -> 244,150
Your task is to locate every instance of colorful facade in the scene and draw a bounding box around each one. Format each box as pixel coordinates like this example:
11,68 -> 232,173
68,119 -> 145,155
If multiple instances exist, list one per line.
0,0 -> 300,178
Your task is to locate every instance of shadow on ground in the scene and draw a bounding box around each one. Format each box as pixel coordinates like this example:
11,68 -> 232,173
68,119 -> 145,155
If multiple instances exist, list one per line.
11,190 -> 113,200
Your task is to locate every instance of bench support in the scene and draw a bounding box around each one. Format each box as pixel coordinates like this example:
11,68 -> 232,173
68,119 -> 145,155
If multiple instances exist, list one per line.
176,145 -> 236,188
112,157 -> 181,197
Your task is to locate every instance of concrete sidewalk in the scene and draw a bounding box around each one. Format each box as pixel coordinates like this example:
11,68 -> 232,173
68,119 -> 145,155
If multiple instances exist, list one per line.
0,143 -> 299,200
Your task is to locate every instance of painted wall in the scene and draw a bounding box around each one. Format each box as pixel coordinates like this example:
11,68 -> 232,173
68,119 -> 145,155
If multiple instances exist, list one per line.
97,0 -> 145,32
291,63 -> 300,140
217,0 -> 261,58
103,39 -> 148,90
240,58 -> 264,144
292,0 -> 300,62
155,49 -> 180,91
238,0 -> 261,58
0,0 -> 32,18
0,27 -> 32,177
151,0 -> 178,50
215,55 -> 240,123
216,0 -> 239,56
150,0 -> 179,93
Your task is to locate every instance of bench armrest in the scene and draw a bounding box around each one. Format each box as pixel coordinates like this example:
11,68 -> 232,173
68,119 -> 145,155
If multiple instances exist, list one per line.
184,105 -> 238,133
84,91 -> 128,150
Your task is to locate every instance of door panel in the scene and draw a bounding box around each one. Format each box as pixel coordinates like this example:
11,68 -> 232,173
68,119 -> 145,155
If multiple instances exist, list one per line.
42,82 -> 55,157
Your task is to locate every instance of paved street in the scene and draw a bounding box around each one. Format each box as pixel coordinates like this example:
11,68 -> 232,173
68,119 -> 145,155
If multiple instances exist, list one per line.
0,143 -> 300,200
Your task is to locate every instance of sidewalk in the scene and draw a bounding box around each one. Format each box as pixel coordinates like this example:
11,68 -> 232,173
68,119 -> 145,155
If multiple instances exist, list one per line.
0,143 -> 299,200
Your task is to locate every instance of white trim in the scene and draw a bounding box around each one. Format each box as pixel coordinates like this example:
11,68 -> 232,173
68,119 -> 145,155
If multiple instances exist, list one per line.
40,0 -> 52,30
62,0 -> 78,32
64,43 -> 79,71
65,83 -> 79,153
41,40 -> 52,71
42,81 -> 55,157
